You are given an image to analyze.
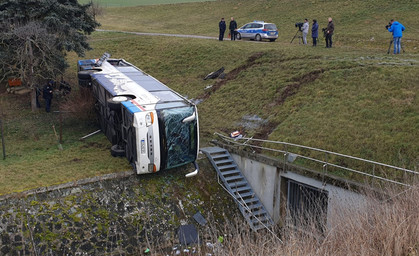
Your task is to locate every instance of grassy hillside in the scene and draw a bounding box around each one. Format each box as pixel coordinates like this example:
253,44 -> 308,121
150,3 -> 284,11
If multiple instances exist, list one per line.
98,0 -> 419,53
71,31 -> 418,169
0,92 -> 132,194
79,0 -> 214,7
0,0 -> 418,194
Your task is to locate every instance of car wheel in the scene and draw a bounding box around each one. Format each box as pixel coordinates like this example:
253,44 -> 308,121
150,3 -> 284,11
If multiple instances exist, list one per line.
107,95 -> 133,111
111,145 -> 125,157
269,38 -> 276,42
255,34 -> 262,41
236,33 -> 241,40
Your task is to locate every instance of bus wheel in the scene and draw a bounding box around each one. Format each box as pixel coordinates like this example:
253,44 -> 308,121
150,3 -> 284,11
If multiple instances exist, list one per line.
111,145 -> 125,157
107,95 -> 132,111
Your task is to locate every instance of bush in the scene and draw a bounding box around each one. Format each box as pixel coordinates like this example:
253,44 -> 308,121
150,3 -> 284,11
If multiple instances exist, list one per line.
60,87 -> 96,121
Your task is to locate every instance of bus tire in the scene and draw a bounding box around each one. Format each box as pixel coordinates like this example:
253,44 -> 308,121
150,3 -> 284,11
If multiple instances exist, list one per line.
107,95 -> 132,111
78,71 -> 93,80
111,145 -> 125,157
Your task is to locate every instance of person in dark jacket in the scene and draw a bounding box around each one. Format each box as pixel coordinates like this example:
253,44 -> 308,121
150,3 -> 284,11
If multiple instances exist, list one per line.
229,17 -> 237,41
219,18 -> 226,41
325,17 -> 334,48
388,19 -> 405,54
312,19 -> 319,46
43,80 -> 54,113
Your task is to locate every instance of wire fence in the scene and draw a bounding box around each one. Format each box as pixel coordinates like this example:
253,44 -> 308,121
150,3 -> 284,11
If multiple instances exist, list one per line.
214,132 -> 419,188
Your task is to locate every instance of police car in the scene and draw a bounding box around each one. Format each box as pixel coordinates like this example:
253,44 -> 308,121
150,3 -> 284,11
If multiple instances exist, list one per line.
236,21 -> 278,42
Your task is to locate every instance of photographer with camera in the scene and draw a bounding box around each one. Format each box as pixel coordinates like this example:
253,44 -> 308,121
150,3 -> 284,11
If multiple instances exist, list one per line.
387,19 -> 405,54
302,19 -> 309,45
325,17 -> 334,48
312,19 -> 319,46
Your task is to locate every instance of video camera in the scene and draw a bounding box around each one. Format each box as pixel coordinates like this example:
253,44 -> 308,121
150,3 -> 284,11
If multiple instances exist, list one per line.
385,22 -> 391,30
295,22 -> 304,31
322,27 -> 327,37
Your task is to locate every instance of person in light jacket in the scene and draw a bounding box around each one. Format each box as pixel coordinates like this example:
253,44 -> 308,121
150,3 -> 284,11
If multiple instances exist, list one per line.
311,19 -> 319,46
302,18 -> 309,45
388,19 -> 405,54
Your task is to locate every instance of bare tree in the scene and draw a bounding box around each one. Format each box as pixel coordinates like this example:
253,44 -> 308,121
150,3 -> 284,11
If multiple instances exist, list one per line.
0,0 -> 99,112
88,0 -> 105,22
0,21 -> 63,111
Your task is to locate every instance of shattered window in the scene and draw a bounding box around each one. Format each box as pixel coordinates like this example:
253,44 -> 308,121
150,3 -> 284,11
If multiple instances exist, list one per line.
157,106 -> 197,169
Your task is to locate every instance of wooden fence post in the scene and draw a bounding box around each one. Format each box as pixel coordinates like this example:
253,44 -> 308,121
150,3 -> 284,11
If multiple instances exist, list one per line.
0,119 -> 5,160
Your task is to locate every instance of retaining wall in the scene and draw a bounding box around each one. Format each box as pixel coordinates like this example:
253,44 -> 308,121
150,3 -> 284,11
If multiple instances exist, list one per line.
0,159 -> 238,255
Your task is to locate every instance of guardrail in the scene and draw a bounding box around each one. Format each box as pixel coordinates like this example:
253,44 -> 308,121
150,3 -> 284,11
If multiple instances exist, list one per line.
214,132 -> 418,187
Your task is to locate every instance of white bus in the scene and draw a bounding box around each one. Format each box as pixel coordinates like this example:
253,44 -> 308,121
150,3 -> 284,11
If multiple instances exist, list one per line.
78,53 -> 199,177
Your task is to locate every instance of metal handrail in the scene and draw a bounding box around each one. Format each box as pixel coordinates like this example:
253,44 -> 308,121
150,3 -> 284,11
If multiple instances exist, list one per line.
214,132 -> 419,187
216,172 -> 283,243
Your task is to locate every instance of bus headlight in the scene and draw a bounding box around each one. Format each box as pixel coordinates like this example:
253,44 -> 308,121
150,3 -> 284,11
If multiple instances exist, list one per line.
145,112 -> 154,127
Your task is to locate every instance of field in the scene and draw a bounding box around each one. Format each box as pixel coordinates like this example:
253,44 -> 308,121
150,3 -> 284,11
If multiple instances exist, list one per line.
0,0 -> 418,194
79,0 -> 214,7
97,0 -> 419,53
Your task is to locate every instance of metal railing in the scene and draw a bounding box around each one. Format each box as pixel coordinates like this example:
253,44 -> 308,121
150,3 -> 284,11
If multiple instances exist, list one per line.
214,132 -> 419,187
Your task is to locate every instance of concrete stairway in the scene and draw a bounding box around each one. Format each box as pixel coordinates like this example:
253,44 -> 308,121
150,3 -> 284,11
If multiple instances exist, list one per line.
201,147 -> 274,231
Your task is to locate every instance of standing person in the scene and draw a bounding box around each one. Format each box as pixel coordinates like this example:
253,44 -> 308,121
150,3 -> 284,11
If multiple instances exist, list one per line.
229,17 -> 237,41
388,19 -> 405,54
302,18 -> 309,45
219,18 -> 226,41
312,19 -> 319,46
325,17 -> 334,48
43,80 -> 54,113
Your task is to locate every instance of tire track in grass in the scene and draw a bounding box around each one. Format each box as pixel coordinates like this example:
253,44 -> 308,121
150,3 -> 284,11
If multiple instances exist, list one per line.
196,52 -> 265,101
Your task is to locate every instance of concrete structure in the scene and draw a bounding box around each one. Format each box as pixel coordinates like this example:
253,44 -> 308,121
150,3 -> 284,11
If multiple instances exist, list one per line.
222,146 -> 367,228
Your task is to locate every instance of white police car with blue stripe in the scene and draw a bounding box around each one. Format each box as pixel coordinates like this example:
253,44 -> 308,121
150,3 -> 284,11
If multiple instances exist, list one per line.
236,20 -> 279,42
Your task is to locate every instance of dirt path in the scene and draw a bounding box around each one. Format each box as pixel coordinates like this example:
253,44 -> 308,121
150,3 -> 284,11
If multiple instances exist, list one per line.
96,29 -> 218,40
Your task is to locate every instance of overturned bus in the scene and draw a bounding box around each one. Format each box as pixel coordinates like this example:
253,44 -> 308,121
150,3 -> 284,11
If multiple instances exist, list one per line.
78,53 -> 199,177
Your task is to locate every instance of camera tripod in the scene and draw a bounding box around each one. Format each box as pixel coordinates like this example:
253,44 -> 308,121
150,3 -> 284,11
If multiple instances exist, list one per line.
290,29 -> 303,44
387,38 -> 405,54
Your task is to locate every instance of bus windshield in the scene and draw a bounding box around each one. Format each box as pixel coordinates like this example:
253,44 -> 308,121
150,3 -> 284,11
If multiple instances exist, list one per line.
157,106 -> 197,169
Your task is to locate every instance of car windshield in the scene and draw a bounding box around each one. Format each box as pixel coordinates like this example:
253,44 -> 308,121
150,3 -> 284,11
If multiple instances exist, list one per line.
264,24 -> 277,30
157,106 -> 197,169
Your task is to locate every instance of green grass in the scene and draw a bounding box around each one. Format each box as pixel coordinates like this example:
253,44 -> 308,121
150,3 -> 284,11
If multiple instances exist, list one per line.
79,0 -> 214,7
96,0 -> 419,53
71,32 -> 418,169
1,0 -> 418,194
0,94 -> 131,194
